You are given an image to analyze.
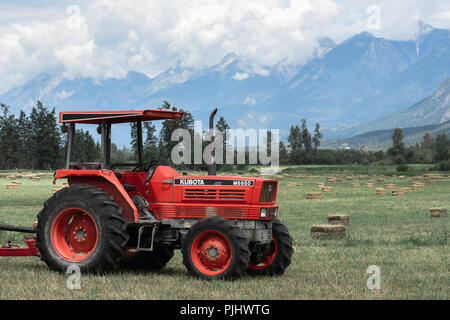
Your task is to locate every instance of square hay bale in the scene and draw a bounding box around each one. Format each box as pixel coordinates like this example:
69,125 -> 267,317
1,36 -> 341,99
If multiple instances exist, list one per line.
398,175 -> 407,179
287,182 -> 297,187
392,190 -> 404,196
11,181 -> 22,185
310,224 -> 346,240
400,187 -> 411,193
376,188 -> 386,194
430,208 -> 448,218
427,180 -> 436,184
385,184 -> 396,189
6,183 -> 20,189
31,177 -> 41,181
366,182 -> 375,187
306,192 -> 322,200
6,175 -> 17,180
321,186 -> 333,192
327,214 -> 350,226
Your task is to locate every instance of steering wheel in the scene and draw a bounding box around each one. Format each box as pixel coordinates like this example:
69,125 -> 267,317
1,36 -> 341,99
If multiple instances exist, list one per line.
132,160 -> 158,172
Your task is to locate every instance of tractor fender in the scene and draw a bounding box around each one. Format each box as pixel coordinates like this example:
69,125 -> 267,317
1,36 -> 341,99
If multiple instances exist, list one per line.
54,169 -> 138,222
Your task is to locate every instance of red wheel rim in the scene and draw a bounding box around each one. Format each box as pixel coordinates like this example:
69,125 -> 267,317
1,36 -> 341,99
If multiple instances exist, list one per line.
191,230 -> 232,276
51,207 -> 98,261
248,238 -> 277,270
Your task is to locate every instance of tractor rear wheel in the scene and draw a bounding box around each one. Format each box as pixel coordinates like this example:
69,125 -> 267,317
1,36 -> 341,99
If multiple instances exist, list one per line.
247,219 -> 293,276
182,217 -> 250,280
35,184 -> 129,273
120,247 -> 174,271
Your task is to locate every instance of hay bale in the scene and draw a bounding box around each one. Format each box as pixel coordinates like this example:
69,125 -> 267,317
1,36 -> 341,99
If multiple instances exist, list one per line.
6,183 -> 20,189
306,192 -> 322,200
385,184 -> 396,189
6,175 -> 17,180
366,182 -> 375,187
352,183 -> 360,187
321,186 -> 333,192
430,208 -> 448,218
392,190 -> 404,196
31,176 -> 40,181
400,187 -> 411,193
398,175 -> 407,179
427,180 -> 436,184
11,181 -> 22,185
327,214 -> 350,226
310,224 -> 346,240
376,188 -> 386,194
287,182 -> 297,187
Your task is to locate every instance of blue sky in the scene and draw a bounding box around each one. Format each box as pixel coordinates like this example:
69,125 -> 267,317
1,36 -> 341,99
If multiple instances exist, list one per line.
0,0 -> 449,94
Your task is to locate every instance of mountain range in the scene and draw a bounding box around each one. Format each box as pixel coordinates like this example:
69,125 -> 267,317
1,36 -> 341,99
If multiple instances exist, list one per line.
0,21 -> 449,147
322,77 -> 450,149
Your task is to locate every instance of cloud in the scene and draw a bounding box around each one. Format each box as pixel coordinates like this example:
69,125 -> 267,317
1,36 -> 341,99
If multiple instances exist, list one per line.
0,0 -> 448,94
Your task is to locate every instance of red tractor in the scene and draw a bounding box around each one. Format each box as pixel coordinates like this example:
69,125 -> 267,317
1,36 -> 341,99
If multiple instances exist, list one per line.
0,109 -> 293,280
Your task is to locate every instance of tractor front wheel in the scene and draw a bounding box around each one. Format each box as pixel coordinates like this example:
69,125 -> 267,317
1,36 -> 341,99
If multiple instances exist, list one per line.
182,217 -> 249,280
247,219 -> 293,276
35,184 -> 129,273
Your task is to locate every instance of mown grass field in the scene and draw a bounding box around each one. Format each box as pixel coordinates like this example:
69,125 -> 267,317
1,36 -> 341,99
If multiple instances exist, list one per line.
0,167 -> 448,300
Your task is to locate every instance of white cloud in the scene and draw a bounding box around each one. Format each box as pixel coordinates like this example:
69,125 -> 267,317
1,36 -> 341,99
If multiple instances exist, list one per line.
244,96 -> 256,105
233,72 -> 249,81
0,0 -> 448,94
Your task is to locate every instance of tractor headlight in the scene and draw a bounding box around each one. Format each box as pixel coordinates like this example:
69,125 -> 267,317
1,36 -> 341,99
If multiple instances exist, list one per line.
260,208 -> 267,218
268,207 -> 278,217
273,207 -> 278,217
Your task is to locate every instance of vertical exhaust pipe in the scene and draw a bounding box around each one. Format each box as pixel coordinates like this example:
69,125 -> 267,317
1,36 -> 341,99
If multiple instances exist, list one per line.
208,108 -> 218,175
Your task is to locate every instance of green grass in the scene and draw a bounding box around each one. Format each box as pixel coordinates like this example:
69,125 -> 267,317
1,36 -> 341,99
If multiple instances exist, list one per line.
0,170 -> 448,300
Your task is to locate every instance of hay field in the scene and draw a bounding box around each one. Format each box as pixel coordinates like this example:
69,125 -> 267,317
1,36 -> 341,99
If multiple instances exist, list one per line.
0,168 -> 448,300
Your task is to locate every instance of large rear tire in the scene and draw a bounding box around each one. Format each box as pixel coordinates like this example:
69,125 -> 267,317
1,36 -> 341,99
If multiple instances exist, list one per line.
182,217 -> 249,280
35,184 -> 129,273
247,219 -> 293,276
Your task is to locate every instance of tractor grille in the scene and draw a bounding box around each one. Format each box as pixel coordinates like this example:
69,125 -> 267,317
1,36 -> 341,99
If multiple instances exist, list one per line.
184,189 -> 246,201
259,182 -> 276,203
184,189 -> 217,199
218,190 -> 246,200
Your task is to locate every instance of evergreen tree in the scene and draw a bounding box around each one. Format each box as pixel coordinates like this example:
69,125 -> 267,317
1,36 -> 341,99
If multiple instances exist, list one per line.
0,104 -> 21,169
287,125 -> 302,151
28,102 -> 62,169
421,132 -> 433,150
387,128 -> 405,164
215,116 -> 231,170
312,122 -> 323,152
158,101 -> 194,167
143,121 -> 158,161
300,119 -> 312,152
433,133 -> 450,162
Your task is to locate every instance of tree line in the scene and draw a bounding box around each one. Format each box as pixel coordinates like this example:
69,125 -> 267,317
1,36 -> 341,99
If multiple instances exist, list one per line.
1,101 -> 449,171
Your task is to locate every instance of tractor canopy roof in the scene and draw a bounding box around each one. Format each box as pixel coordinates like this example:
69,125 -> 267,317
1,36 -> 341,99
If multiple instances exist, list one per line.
59,109 -> 184,124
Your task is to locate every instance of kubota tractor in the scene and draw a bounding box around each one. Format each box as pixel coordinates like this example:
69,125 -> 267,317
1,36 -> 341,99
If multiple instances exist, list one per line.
0,109 -> 293,280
